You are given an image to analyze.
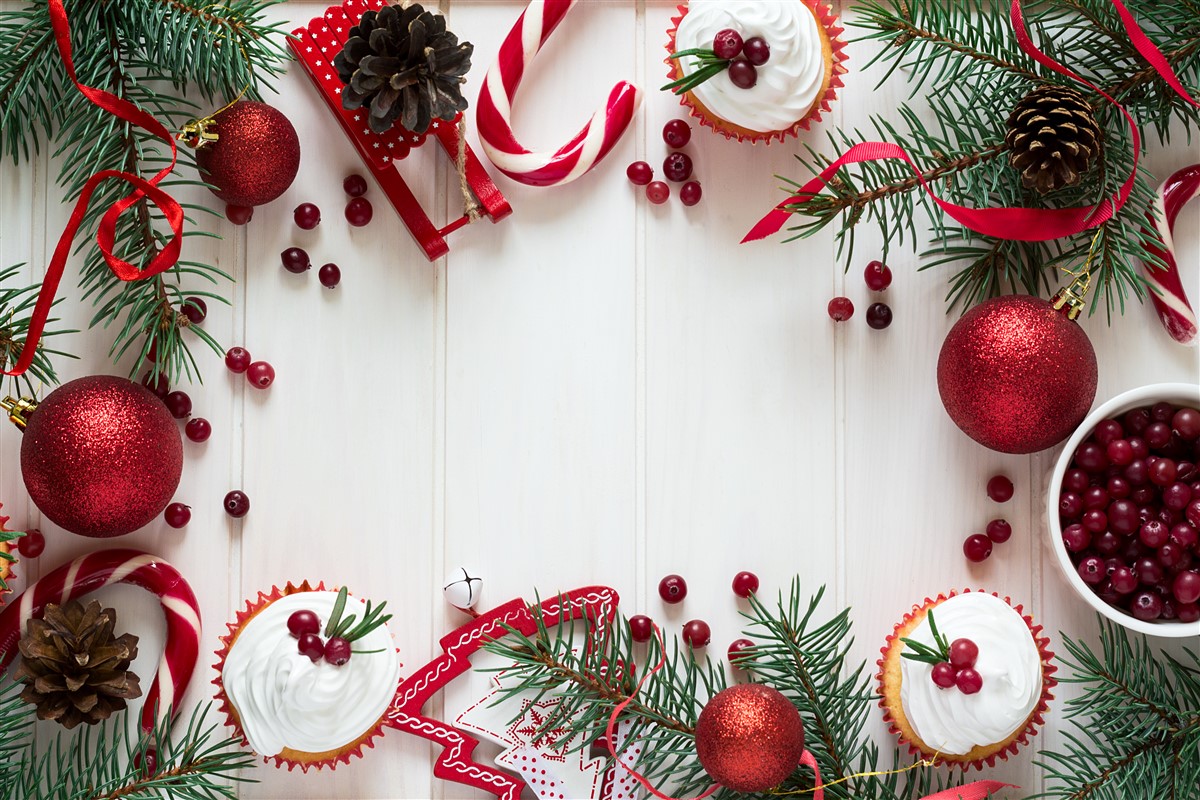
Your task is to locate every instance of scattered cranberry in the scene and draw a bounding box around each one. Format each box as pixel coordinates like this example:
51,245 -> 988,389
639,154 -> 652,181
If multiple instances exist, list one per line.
225,204 -> 253,225
141,370 -> 169,400
728,60 -> 758,89
164,503 -> 191,529
345,197 -> 373,226
955,667 -> 983,694
247,361 -> 275,389
135,750 -> 158,777
663,152 -> 693,183
288,609 -> 321,638
165,390 -> 192,419
1173,570 -> 1200,604
16,529 -> 45,559
963,534 -> 992,563
343,174 -> 369,197
627,161 -> 653,186
864,260 -> 893,291
298,632 -> 325,662
865,302 -> 892,329
727,638 -> 754,664
225,346 -> 252,373
319,263 -> 341,289
324,636 -> 352,666
742,37 -> 770,66
293,203 -> 321,230
682,619 -> 711,648
646,181 -> 670,205
930,661 -> 957,689
988,475 -> 1014,502
181,297 -> 207,325
281,247 -> 311,274
948,638 -> 978,669
223,490 -> 250,518
679,180 -> 703,207
731,571 -> 759,598
185,417 -> 212,443
827,296 -> 854,322
658,574 -> 687,603
662,119 -> 691,149
629,614 -> 653,643
1130,591 -> 1163,621
712,28 -> 744,59
985,519 -> 1012,544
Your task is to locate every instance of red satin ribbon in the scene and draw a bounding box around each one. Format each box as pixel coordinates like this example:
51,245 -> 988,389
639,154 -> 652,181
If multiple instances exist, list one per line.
4,0 -> 184,377
921,780 -> 1018,800
742,0 -> 1199,244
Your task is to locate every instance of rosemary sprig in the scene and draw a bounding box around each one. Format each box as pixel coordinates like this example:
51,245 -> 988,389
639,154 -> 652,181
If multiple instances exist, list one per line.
322,586 -> 393,642
900,609 -> 952,666
662,48 -> 729,94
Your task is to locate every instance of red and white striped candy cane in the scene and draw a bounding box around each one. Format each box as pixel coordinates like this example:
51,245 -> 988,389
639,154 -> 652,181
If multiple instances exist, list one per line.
477,0 -> 642,187
1141,164 -> 1200,345
0,549 -> 201,735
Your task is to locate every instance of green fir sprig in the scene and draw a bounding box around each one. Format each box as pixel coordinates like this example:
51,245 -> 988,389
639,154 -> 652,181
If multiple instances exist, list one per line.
0,264 -> 77,397
0,528 -> 22,595
322,586 -> 393,648
663,48 -> 731,94
899,609 -> 950,666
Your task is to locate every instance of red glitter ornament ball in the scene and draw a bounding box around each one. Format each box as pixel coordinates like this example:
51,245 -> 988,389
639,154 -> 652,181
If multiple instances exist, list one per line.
937,295 -> 1097,454
195,101 -> 300,208
695,683 -> 805,792
18,376 -> 183,538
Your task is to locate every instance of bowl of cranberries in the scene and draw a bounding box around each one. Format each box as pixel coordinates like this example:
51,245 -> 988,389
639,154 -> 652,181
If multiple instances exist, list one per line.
1047,383 -> 1200,636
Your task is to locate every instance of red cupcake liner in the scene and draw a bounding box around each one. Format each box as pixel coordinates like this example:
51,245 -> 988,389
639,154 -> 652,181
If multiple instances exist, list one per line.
875,589 -> 1057,771
665,0 -> 848,144
0,510 -> 18,607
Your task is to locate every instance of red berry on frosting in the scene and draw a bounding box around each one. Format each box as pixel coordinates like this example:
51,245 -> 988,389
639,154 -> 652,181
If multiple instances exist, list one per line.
662,119 -> 691,149
743,37 -> 770,66
955,667 -> 983,694
324,636 -> 352,666
712,28 -> 744,60
288,609 -> 321,638
629,614 -> 653,643
963,534 -> 992,562
298,632 -> 324,662
627,161 -> 653,186
658,574 -> 687,603
987,474 -> 1014,502
948,637 -> 979,669
930,661 -> 957,689
727,60 -> 758,89
827,297 -> 854,322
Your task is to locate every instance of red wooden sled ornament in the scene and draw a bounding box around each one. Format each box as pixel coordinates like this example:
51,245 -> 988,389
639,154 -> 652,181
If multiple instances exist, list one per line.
290,0 -> 511,262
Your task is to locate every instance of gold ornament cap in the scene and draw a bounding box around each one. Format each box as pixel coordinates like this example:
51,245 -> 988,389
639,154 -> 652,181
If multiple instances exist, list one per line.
1052,271 -> 1091,320
0,396 -> 37,431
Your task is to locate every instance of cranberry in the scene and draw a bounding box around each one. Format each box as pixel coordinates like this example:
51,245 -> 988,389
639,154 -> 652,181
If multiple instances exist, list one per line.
1110,566 -> 1138,594
1145,422 -> 1172,448
1124,408 -> 1152,434
1138,505 -> 1158,525
682,619 -> 711,648
225,204 -> 253,225
948,638 -> 978,669
319,263 -> 341,289
986,519 -> 1012,543
1125,460 -> 1149,485
742,37 -> 770,66
663,152 -> 693,183
247,361 -> 275,389
955,668 -> 983,694
931,662 -> 957,689
864,260 -> 893,291
963,534 -> 992,562
679,180 -> 703,207
732,571 -> 760,598
1093,531 -> 1121,556
142,370 -> 169,400
1081,509 -> 1108,533
1094,419 -> 1124,445
1106,439 -> 1133,465
162,390 -> 190,420
828,297 -> 854,321
298,632 -> 325,662
186,417 -> 212,443
1172,570 -> 1200,604
1163,482 -> 1192,510
988,475 -> 1014,503
181,297 -> 207,325
1178,602 -> 1200,623
1159,542 -> 1191,571
712,28 -> 744,59
1129,438 -> 1149,459
1130,591 -> 1163,620
629,614 -> 654,643
1140,520 -> 1169,548
1152,401 -> 1175,422
662,119 -> 691,148
135,749 -> 158,777
1151,459 -> 1178,487
728,638 -> 755,664
646,181 -> 670,204
1173,407 -> 1200,440
1161,599 -> 1178,620
16,529 -> 45,559
293,203 -> 321,230
164,503 -> 191,529
1178,462 -> 1198,482
287,610 -> 321,638
1062,523 -> 1091,552
345,197 -> 373,226
1170,523 -> 1198,549
1074,442 -> 1109,473
1083,486 -> 1109,510
324,636 -> 352,666
225,346 -> 252,373
1078,555 -> 1105,584
1059,492 -> 1083,520
727,59 -> 758,89
1107,476 -> 1131,499
223,490 -> 250,518
1135,557 -> 1164,586
343,174 -> 369,197
865,302 -> 893,329
1064,468 -> 1090,493
1108,499 -> 1140,535
626,161 -> 653,185
658,574 -> 687,603
1188,501 -> 1200,528
281,247 -> 311,274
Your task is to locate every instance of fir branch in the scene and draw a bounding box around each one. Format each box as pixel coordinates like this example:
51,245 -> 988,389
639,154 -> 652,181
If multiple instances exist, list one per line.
0,265 -> 78,396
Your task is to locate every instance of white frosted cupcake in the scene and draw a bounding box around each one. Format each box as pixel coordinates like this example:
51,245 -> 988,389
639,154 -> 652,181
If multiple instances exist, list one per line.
214,582 -> 401,771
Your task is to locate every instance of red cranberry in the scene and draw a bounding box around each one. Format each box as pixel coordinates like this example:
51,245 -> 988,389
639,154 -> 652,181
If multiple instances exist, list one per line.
247,361 -> 275,389
1094,419 -> 1124,445
164,502 -> 191,529
16,529 -> 45,559
1108,499 -> 1140,535
682,619 -> 711,648
1064,469 -> 1090,493
1151,401 -> 1175,422
298,632 -> 325,662
281,247 -> 311,274
293,202 -> 321,230
1135,557 -> 1164,586
864,260 -> 893,291
948,638 -> 978,669
727,638 -> 754,664
662,119 -> 691,148
319,263 -> 341,289
1124,408 -> 1151,434
1172,570 -> 1200,604
1062,524 -> 1091,552
288,610 -> 321,638
142,370 -> 169,400
931,662 -> 957,689
1081,509 -> 1108,533
343,174 -> 368,197
986,519 -> 1012,543
1178,462 -> 1198,483
1059,492 -> 1083,520
1169,523 -> 1198,549
1163,482 -> 1192,510
827,297 -> 854,321
1130,591 -> 1163,620
223,490 -> 250,518
1145,422 -> 1172,448
1083,486 -> 1109,510
1106,439 -> 1134,465
679,181 -> 703,207
186,417 -> 212,443
1178,602 -> 1200,622
1140,520 -> 1169,548
626,161 -> 653,186
181,297 -> 207,325
1110,566 -> 1138,594
1125,460 -> 1149,486
662,152 -> 693,183
658,574 -> 687,603
164,390 -> 192,419
1129,438 -> 1149,459
225,346 -> 252,373
955,668 -> 983,694
629,614 -> 653,643
225,204 -> 253,225
732,571 -> 760,598
1173,407 -> 1200,440
1074,442 -> 1109,473
324,636 -> 352,665
727,59 -> 758,89
963,534 -> 992,562
1093,531 -> 1121,556
646,181 -> 670,204
865,302 -> 893,329
1151,459 -> 1178,487
1161,599 -> 1179,620
987,475 -> 1014,503
1159,542 -> 1191,571
1078,555 -> 1105,584
134,749 -> 158,777
345,197 -> 373,226
712,28 -> 744,59
742,37 -> 770,66
1107,476 -> 1131,499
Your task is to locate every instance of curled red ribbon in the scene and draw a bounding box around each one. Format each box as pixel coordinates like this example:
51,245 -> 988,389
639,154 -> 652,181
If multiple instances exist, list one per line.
742,0 -> 1199,244
3,0 -> 184,377
921,780 -> 1018,800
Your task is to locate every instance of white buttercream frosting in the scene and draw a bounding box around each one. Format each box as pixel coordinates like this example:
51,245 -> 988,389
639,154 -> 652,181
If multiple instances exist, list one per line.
674,0 -> 827,132
899,593 -> 1042,756
222,591 -> 400,757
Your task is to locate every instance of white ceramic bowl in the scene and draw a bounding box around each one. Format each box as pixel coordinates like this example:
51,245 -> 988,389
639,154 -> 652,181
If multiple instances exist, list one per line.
1046,382 -> 1200,638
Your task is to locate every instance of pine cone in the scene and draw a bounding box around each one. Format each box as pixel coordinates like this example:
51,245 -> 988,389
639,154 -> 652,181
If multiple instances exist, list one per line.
1005,85 -> 1102,194
334,3 -> 474,135
14,600 -> 141,729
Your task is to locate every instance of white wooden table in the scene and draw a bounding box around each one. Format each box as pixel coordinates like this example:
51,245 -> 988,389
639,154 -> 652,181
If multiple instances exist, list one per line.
1,2 -> 1197,798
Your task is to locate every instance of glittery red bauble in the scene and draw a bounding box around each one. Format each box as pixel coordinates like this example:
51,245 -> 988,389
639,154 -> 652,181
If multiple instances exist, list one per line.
20,376 -> 183,538
695,684 -> 805,792
937,294 -> 1097,454
195,101 -> 300,207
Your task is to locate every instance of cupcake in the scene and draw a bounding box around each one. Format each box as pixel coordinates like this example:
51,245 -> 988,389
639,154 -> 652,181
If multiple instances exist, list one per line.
665,0 -> 847,143
214,582 -> 401,771
877,590 -> 1055,769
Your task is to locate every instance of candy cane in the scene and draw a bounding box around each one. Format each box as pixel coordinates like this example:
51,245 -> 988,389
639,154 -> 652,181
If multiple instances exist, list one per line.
476,0 -> 642,187
1140,164 -> 1199,345
0,549 -> 201,735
